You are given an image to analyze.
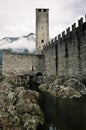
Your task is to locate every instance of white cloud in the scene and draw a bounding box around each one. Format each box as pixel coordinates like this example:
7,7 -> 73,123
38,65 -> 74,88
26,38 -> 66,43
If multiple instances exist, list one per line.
0,0 -> 86,39
0,38 -> 35,52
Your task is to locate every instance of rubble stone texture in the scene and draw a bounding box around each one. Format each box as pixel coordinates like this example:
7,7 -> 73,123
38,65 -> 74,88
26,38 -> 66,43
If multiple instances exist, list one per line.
0,77 -> 44,130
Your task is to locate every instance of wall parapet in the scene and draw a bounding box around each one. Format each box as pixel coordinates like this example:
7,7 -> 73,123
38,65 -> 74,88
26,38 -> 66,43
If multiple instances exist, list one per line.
43,14 -> 86,78
43,15 -> 86,49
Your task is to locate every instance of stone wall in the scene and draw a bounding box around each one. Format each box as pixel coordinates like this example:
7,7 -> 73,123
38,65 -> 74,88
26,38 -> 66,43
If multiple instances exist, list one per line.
43,40 -> 57,75
2,17 -> 86,79
2,50 -> 44,76
43,17 -> 86,78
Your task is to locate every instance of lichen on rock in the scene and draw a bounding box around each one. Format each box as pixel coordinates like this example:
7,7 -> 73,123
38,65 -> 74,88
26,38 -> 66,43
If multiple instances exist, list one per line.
0,77 -> 44,130
39,77 -> 86,99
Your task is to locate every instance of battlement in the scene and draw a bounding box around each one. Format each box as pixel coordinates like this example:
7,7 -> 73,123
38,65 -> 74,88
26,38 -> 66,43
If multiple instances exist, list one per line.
43,15 -> 86,49
36,8 -> 49,12
43,14 -> 86,77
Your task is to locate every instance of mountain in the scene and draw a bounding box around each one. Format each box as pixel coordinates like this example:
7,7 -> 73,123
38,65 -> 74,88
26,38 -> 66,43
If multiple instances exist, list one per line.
22,33 -> 35,41
0,33 -> 36,53
2,37 -> 20,43
0,33 -> 35,43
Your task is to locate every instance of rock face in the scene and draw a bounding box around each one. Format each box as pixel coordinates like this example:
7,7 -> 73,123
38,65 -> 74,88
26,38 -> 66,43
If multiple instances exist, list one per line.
39,77 -> 86,99
0,77 -> 44,130
64,78 -> 86,95
0,75 -> 86,130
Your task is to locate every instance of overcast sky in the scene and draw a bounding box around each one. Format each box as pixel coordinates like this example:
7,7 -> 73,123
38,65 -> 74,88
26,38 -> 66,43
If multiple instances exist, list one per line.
0,0 -> 86,39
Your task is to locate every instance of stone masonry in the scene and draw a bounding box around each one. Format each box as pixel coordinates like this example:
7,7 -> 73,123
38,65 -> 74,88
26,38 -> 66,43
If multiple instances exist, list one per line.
2,50 -> 44,76
43,17 -> 86,78
36,8 -> 49,54
2,9 -> 86,79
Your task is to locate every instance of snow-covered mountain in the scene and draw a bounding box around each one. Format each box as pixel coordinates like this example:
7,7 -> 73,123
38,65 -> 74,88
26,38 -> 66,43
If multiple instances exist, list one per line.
0,33 -> 36,53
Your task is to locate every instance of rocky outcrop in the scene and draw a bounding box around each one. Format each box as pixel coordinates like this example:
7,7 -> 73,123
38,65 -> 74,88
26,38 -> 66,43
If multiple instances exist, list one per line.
39,77 -> 86,99
64,78 -> 86,95
0,75 -> 86,130
0,77 -> 44,130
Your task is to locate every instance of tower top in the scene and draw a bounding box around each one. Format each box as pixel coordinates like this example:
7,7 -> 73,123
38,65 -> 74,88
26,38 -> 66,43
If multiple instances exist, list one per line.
36,8 -> 49,12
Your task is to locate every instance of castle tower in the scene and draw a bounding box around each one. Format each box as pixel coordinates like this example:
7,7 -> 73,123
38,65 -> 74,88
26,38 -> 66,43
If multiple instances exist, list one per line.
36,8 -> 49,54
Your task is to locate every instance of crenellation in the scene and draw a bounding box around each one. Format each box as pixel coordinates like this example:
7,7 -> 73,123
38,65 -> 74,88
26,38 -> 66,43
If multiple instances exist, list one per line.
51,39 -> 53,43
80,17 -> 83,24
55,36 -> 58,41
62,31 -> 65,37
47,39 -> 53,46
72,23 -> 76,31
66,27 -> 70,34
58,34 -> 61,40
78,17 -> 83,27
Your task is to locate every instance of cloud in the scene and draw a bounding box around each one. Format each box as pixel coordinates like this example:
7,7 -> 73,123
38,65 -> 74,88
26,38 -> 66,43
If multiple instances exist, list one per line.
0,0 -> 86,40
0,38 -> 35,52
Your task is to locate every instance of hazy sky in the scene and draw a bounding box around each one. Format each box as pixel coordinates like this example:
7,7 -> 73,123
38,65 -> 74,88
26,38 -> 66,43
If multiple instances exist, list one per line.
0,0 -> 86,39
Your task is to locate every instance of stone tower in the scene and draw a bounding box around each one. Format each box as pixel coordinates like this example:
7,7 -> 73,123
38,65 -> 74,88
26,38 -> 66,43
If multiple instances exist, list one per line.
36,8 -> 49,54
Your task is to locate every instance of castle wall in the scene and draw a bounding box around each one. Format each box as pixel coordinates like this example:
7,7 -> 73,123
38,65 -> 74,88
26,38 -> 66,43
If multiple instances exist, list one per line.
43,39 -> 57,75
79,22 -> 86,77
57,28 -> 81,77
2,50 -> 44,76
57,35 -> 67,77
43,18 -> 86,78
2,16 -> 86,79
